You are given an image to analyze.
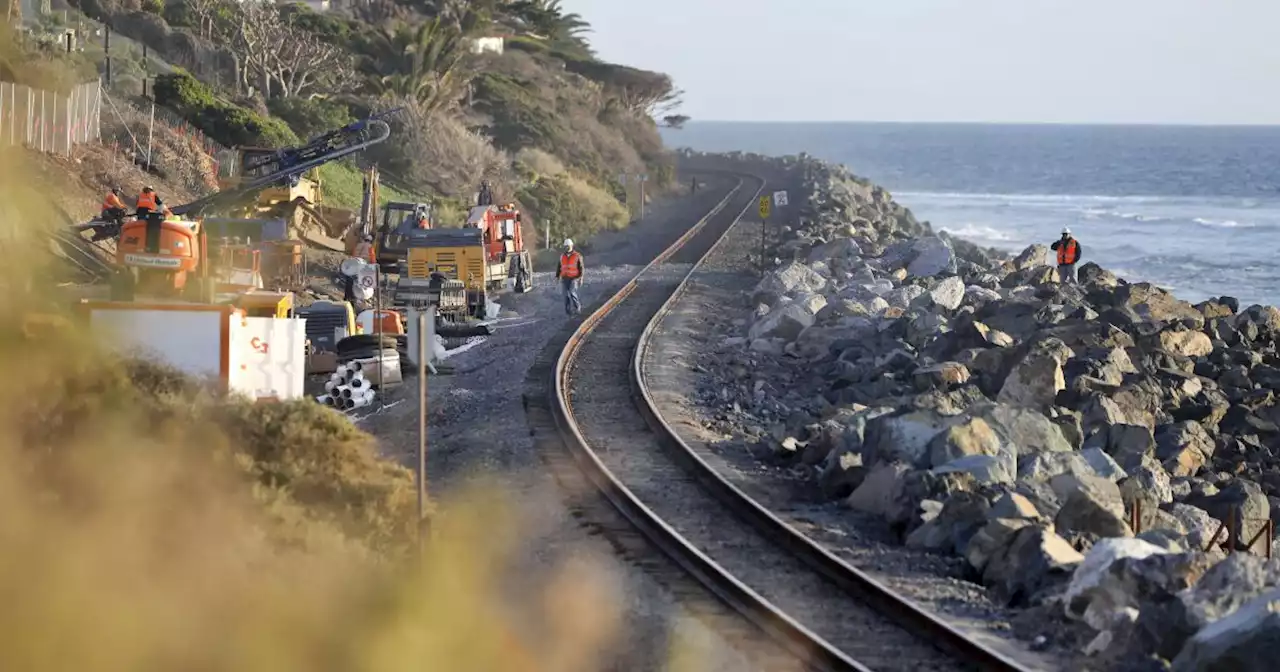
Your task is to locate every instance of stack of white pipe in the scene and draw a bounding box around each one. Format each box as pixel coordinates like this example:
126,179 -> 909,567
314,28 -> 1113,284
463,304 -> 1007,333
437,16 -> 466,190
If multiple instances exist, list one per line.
314,363 -> 377,411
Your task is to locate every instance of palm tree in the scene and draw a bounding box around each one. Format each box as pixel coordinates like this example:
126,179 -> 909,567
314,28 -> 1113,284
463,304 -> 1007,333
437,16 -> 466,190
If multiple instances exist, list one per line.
506,0 -> 592,54
365,14 -> 473,115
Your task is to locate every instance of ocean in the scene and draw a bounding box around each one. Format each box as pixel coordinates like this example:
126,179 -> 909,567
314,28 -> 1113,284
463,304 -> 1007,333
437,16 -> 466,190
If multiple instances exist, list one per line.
660,123 -> 1280,308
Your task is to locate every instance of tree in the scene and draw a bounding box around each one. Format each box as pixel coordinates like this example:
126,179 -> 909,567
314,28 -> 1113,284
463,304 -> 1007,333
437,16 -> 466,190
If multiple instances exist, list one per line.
212,0 -> 356,99
662,114 -> 690,129
364,10 -> 477,115
505,0 -> 592,54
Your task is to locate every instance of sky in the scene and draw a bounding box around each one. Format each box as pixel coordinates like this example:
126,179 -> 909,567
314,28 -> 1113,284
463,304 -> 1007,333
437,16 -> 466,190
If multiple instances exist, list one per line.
557,0 -> 1280,125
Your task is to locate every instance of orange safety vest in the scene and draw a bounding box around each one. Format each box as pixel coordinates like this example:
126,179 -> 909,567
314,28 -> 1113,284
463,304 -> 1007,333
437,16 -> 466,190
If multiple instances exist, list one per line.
1057,239 -> 1079,265
103,192 -> 125,210
559,251 -> 582,279
136,192 -> 157,210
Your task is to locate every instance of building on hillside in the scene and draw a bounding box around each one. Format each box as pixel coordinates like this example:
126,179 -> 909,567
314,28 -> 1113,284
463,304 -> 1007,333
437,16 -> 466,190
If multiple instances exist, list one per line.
298,0 -> 329,11
467,36 -> 505,55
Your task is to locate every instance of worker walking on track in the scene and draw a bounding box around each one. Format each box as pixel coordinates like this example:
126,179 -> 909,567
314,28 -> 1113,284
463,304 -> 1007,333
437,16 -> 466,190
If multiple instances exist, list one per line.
1051,227 -> 1083,284
556,238 -> 584,316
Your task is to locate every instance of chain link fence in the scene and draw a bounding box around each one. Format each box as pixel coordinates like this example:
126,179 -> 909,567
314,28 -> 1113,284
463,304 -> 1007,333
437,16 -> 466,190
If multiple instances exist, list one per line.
0,79 -> 102,155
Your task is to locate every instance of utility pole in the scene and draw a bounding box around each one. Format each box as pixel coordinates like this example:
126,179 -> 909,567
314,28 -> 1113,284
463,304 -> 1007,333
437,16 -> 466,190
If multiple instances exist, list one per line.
415,307 -> 434,557
103,25 -> 111,86
638,173 -> 648,221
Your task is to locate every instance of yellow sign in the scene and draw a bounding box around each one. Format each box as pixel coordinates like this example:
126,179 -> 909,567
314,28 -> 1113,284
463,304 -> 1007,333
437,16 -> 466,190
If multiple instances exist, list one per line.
759,196 -> 771,219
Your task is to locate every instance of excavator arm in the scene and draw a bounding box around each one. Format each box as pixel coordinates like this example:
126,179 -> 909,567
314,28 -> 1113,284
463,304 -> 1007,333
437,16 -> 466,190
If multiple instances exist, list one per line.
172,110 -> 397,217
71,109 -> 398,240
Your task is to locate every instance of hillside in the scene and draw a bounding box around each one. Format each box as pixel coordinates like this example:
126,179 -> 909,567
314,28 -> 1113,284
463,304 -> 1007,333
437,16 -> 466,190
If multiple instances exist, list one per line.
0,11 -> 695,669
50,0 -> 682,244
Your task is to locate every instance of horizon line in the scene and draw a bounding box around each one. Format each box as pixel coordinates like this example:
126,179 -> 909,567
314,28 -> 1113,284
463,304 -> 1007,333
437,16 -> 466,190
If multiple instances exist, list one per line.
674,119 -> 1280,128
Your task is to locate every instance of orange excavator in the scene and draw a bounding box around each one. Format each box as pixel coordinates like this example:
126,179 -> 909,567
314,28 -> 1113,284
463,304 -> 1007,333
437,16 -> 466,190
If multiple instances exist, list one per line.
111,212 -> 215,302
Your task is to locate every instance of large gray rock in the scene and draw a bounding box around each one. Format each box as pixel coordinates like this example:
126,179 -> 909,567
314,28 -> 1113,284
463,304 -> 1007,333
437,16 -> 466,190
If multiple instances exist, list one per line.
927,416 -> 1002,467
1166,503 -> 1221,551
1186,480 -> 1272,553
933,454 -> 1014,485
905,491 -> 992,554
884,285 -> 927,309
1158,329 -> 1214,358
846,461 -> 911,516
748,303 -> 816,341
967,517 -> 1033,573
806,237 -> 862,264
1052,473 -> 1133,538
755,261 -> 827,297
864,409 -> 953,468
1156,421 -> 1216,478
1018,450 -> 1102,483
981,523 -> 1085,606
998,348 -> 1068,410
1065,537 -> 1172,629
906,236 -> 958,277
1171,587 -> 1280,672
976,403 -> 1076,455
1142,554 -> 1280,661
928,276 -> 966,311
1012,244 -> 1051,271
912,362 -> 971,391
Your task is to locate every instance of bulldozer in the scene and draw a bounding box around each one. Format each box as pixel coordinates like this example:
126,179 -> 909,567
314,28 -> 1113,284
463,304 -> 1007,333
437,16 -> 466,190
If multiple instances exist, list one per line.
391,181 -> 533,318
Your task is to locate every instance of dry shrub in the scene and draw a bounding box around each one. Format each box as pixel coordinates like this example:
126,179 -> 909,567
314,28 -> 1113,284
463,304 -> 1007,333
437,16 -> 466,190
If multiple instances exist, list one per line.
380,101 -> 512,198
515,147 -> 567,179
99,98 -> 220,195
519,170 -> 629,243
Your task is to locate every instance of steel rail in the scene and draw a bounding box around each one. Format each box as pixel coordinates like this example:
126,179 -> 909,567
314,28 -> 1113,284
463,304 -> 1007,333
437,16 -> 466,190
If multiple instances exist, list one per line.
548,172 -> 867,672
629,178 -> 1034,672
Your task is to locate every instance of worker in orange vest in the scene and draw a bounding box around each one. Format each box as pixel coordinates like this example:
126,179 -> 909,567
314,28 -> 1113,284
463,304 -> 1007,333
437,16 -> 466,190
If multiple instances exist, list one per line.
555,238 -> 584,316
135,186 -> 163,218
1051,227 -> 1083,284
101,187 -> 127,221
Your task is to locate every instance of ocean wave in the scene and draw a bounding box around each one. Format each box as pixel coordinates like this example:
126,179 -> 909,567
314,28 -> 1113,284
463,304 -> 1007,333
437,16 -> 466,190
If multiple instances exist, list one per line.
896,191 -> 1179,205
938,224 -> 1014,242
1192,217 -> 1253,229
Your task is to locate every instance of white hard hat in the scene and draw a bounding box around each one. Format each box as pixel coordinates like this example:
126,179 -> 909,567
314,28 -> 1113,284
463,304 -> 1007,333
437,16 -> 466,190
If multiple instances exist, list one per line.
1061,227 -> 1071,235
563,238 -> 574,249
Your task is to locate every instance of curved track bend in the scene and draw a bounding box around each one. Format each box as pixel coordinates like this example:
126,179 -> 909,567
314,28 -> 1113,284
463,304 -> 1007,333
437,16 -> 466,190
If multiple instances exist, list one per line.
544,169 -> 1036,672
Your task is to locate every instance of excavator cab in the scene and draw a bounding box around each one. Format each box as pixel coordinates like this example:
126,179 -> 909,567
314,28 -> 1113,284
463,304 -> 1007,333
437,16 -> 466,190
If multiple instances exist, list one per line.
374,201 -> 434,271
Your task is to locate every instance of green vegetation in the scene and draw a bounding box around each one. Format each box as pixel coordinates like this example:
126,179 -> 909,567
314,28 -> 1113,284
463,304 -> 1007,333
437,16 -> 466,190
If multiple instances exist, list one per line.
153,70 -> 298,148
316,163 -> 419,211
66,0 -> 684,242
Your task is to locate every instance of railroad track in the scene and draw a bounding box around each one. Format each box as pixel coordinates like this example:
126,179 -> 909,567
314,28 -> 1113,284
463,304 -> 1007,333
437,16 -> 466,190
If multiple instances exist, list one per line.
534,170 -> 1036,672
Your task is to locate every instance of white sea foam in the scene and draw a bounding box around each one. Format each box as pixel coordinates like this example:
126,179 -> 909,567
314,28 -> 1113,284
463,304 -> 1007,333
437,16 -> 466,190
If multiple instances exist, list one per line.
939,224 -> 1014,242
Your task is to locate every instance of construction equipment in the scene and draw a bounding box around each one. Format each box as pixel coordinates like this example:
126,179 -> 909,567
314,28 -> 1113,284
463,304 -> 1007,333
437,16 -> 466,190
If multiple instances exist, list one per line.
342,166 -> 381,257
235,290 -> 295,319
110,212 -> 214,302
298,300 -> 359,354
391,182 -> 534,318
72,110 -> 396,244
374,200 -> 435,271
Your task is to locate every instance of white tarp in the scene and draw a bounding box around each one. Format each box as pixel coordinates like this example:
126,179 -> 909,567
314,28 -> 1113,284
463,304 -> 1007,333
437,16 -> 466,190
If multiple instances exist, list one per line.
89,307 -> 227,383
228,316 -> 307,400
